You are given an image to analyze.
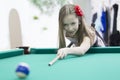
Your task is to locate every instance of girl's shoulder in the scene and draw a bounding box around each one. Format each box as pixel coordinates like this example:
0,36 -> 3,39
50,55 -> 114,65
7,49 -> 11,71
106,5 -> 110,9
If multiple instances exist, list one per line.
87,26 -> 96,36
89,26 -> 96,32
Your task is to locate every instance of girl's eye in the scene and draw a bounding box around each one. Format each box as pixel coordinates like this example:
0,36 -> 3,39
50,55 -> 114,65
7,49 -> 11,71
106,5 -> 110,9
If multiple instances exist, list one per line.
71,22 -> 75,25
63,24 -> 67,26
63,24 -> 68,28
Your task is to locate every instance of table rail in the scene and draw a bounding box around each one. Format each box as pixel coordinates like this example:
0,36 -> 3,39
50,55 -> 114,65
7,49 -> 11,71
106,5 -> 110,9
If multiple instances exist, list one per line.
0,49 -> 24,59
30,47 -> 120,54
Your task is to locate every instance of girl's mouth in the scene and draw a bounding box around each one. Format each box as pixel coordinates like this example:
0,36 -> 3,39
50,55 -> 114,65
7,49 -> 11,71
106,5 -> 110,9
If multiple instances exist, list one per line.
66,32 -> 75,37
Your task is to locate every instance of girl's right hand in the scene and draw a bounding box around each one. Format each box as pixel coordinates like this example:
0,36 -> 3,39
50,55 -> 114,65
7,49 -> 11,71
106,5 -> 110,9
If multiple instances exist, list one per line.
57,48 -> 69,59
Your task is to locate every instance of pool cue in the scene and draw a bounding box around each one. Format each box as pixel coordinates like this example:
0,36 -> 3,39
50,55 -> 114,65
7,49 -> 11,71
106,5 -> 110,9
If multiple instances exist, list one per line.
48,42 -> 73,66
48,55 -> 60,66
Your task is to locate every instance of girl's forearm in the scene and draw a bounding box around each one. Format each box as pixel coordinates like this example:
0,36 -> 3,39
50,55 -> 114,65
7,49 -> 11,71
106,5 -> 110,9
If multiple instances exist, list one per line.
67,37 -> 91,55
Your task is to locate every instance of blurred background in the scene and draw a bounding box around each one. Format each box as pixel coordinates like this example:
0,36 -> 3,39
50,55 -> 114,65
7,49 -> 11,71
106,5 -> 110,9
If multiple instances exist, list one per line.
0,0 -> 120,50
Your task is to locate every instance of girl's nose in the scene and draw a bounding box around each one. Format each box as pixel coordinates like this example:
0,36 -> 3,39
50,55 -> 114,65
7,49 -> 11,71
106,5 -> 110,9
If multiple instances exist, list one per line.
68,26 -> 73,31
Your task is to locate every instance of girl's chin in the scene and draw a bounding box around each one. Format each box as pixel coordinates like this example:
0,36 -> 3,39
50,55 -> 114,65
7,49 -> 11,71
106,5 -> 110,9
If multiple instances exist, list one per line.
66,33 -> 74,37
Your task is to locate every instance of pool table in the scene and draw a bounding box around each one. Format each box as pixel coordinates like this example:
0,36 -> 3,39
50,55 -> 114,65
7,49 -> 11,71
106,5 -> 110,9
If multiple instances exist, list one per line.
0,47 -> 120,80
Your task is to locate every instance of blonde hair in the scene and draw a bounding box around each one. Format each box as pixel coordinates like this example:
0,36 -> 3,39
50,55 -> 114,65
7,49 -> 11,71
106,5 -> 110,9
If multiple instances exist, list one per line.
58,4 -> 96,48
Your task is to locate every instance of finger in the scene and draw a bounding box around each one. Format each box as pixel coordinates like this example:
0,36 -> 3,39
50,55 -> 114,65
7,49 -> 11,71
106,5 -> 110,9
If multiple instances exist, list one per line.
57,50 -> 61,56
60,53 -> 64,59
61,51 -> 66,59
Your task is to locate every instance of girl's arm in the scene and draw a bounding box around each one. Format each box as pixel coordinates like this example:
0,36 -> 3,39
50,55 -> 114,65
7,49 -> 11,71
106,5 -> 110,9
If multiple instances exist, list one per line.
57,36 -> 91,59
68,36 -> 91,55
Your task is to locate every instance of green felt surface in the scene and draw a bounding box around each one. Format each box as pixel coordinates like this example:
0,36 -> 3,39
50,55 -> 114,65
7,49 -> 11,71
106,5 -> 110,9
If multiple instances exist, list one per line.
0,52 -> 120,80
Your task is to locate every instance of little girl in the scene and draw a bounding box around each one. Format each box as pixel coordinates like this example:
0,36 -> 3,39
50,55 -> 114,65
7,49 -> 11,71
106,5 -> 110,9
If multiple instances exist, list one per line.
57,4 -> 105,59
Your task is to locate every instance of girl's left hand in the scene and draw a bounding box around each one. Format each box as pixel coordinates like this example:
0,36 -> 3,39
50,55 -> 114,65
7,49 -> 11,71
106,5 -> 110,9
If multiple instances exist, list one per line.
57,48 -> 70,59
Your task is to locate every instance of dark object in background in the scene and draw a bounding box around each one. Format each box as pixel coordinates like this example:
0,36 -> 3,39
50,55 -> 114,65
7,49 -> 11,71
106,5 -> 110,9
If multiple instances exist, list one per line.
18,46 -> 29,54
92,13 -> 97,24
109,31 -> 120,46
112,4 -> 118,34
109,4 -> 120,46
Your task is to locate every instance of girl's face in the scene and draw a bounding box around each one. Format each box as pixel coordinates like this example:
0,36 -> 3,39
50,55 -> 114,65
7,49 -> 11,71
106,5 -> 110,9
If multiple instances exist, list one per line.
63,14 -> 79,37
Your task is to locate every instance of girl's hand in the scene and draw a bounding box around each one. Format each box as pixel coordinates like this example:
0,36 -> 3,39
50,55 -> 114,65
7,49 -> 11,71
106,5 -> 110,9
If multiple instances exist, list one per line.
57,48 -> 70,59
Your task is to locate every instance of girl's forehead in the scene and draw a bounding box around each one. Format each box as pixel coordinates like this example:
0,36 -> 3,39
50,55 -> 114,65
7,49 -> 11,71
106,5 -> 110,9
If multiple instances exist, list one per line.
63,14 -> 78,23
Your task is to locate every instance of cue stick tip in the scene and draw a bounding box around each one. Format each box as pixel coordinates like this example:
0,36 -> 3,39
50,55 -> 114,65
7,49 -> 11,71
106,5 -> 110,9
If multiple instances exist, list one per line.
48,55 -> 60,66
48,63 -> 52,66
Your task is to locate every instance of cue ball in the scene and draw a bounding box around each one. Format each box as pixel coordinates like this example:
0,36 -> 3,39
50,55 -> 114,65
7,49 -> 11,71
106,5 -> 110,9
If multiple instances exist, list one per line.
15,62 -> 30,78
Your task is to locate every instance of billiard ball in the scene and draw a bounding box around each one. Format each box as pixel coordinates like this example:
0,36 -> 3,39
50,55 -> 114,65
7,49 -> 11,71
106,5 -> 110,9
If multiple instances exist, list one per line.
15,62 -> 30,78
